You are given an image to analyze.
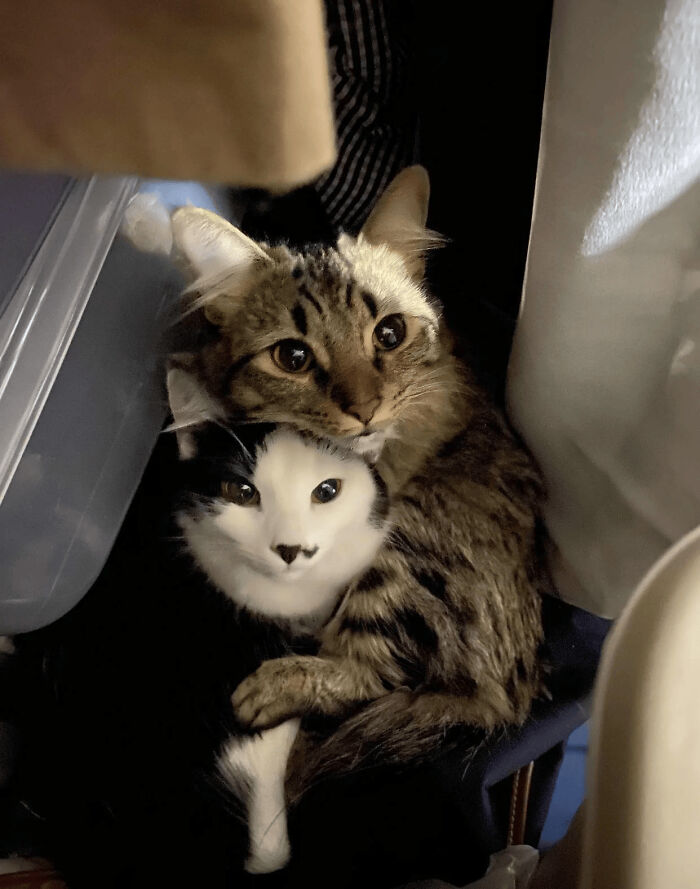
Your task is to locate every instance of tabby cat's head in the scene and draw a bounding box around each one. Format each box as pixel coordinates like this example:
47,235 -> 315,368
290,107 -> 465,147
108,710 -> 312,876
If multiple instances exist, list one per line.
171,167 -> 446,451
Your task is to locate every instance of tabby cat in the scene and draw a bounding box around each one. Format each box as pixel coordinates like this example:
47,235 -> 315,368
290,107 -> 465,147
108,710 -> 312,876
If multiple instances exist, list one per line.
170,166 -> 546,793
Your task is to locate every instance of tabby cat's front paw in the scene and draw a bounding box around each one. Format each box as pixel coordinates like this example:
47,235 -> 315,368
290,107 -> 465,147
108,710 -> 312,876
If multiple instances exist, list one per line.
232,658 -> 310,730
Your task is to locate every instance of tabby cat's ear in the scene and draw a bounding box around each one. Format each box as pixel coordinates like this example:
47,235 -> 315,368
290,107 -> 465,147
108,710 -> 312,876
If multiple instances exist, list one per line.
360,165 -> 440,281
166,360 -> 223,459
171,207 -> 268,281
171,208 -> 270,324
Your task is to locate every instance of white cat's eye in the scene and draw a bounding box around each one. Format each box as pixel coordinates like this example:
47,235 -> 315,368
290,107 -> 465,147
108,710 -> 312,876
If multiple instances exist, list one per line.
221,478 -> 261,507
271,339 -> 314,373
311,478 -> 342,504
373,314 -> 406,351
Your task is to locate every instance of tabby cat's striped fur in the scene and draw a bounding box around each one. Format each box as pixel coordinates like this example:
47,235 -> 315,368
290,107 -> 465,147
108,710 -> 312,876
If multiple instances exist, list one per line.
171,167 -> 546,792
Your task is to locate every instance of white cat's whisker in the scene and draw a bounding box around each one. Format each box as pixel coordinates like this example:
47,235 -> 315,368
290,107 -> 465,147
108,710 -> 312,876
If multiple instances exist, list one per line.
198,536 -> 271,575
213,423 -> 255,462
162,417 -> 207,434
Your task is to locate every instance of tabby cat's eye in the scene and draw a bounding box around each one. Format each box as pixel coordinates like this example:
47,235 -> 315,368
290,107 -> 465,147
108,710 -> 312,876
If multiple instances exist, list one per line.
373,314 -> 406,351
271,339 -> 314,373
311,478 -> 342,504
221,478 -> 260,507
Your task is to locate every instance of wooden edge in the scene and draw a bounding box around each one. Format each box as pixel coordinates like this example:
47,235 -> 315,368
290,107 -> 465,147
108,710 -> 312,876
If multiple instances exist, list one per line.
508,760 -> 535,847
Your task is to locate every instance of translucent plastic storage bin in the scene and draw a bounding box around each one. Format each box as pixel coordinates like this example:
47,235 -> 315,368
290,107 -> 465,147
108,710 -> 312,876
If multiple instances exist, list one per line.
0,174 -> 228,633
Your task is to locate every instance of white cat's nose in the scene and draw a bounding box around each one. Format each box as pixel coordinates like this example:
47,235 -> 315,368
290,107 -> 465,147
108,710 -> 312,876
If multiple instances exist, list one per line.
272,544 -> 318,564
274,544 -> 301,564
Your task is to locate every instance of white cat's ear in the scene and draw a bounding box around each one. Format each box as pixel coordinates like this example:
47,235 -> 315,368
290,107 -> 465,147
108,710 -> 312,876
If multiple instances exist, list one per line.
360,165 -> 442,281
166,360 -> 222,459
171,206 -> 269,283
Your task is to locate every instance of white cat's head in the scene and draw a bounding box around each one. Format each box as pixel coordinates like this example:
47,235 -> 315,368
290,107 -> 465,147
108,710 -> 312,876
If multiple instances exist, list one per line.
196,428 -> 386,580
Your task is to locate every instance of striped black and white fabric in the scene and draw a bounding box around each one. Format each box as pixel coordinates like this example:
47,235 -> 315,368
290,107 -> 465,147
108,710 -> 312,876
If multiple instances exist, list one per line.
317,0 -> 419,232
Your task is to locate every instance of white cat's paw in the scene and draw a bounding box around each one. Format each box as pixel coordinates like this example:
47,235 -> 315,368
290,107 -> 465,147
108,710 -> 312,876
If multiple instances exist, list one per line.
244,829 -> 291,874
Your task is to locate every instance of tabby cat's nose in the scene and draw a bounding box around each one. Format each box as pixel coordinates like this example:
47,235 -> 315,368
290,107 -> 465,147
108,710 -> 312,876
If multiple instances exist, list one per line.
348,397 -> 381,426
273,544 -> 301,564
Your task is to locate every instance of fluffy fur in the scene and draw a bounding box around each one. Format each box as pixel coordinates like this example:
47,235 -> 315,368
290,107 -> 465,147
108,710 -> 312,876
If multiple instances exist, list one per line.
170,166 -> 547,797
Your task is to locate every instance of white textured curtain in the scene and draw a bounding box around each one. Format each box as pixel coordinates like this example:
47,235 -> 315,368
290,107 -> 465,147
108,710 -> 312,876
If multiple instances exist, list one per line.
507,0 -> 700,618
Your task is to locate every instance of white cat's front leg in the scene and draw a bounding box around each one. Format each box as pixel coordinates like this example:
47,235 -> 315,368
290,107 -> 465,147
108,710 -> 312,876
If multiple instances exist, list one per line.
218,718 -> 300,874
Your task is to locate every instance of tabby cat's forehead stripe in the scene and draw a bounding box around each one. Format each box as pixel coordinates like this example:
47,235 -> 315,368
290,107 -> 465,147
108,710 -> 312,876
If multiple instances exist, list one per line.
291,303 -> 308,336
298,283 -> 324,315
361,291 -> 378,318
345,281 -> 354,308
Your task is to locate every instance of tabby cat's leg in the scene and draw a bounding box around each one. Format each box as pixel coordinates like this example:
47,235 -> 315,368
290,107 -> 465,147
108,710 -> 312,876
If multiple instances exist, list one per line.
232,542 -> 458,731
233,552 -> 430,730
232,653 -> 387,730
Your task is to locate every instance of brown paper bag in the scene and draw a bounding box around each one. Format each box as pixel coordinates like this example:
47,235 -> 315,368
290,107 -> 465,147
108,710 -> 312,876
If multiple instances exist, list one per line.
0,0 -> 336,189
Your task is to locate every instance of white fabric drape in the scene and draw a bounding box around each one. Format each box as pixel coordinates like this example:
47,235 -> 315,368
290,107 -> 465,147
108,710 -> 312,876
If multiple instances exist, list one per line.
507,0 -> 700,617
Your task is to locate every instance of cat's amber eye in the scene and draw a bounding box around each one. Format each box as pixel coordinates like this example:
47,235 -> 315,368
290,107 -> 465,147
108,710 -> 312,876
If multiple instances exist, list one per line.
373,314 -> 406,351
311,478 -> 342,504
271,339 -> 314,373
221,478 -> 260,507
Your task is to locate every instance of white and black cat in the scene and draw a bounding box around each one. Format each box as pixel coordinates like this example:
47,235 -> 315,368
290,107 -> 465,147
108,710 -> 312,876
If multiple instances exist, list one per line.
168,367 -> 389,873
8,392 -> 389,886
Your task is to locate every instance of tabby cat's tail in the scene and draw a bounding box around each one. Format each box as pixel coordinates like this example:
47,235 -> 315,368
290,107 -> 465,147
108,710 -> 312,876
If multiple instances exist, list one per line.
288,689 -> 495,801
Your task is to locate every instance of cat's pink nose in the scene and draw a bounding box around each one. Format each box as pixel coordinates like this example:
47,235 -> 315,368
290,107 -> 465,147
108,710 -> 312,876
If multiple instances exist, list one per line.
348,397 -> 380,426
274,544 -> 301,564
